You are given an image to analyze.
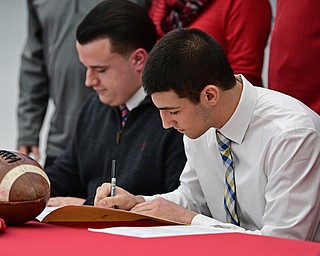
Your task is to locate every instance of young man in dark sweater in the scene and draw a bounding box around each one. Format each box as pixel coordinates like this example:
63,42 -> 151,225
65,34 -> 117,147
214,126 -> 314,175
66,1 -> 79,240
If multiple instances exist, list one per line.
45,0 -> 186,206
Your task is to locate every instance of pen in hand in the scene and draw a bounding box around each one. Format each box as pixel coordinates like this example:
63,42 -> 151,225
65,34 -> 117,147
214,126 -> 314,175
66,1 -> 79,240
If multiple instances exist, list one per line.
110,159 -> 116,197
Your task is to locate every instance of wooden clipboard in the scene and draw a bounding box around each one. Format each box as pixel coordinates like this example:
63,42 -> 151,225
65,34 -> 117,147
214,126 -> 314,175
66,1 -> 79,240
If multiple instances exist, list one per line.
42,205 -> 184,228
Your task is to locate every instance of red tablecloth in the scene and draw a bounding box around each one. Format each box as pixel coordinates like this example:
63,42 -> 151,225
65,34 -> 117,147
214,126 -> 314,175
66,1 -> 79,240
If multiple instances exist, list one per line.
1,221 -> 319,256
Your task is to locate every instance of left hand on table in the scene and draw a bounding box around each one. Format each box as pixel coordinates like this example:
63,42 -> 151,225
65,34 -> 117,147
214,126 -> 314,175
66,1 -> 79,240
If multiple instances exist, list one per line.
131,197 -> 197,224
47,197 -> 85,207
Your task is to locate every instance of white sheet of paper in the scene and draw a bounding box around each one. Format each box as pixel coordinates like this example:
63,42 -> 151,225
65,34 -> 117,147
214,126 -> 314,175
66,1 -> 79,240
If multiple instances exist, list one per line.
36,206 -> 61,221
88,225 -> 239,238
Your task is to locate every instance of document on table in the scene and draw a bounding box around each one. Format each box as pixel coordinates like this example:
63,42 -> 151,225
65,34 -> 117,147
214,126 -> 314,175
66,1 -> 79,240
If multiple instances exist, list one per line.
88,225 -> 239,238
36,206 -> 61,221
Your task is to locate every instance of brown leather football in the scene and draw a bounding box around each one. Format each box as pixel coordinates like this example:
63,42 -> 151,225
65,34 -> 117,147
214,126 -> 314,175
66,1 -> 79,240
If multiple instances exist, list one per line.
0,150 -> 50,225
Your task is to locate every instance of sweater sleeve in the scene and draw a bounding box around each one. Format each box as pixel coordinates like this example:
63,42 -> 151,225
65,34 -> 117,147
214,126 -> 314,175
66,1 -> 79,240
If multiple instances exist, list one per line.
160,129 -> 187,192
17,0 -> 49,147
224,0 -> 272,86
45,139 -> 87,199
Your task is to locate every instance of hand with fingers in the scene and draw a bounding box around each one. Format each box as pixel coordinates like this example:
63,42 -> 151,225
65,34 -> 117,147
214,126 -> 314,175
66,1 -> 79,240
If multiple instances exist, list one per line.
18,145 -> 40,161
94,183 -> 197,224
48,197 -> 85,207
94,183 -> 145,210
131,197 -> 197,224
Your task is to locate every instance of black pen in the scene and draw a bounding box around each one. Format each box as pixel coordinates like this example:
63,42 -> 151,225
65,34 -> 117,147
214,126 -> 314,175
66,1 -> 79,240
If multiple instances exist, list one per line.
110,159 -> 116,197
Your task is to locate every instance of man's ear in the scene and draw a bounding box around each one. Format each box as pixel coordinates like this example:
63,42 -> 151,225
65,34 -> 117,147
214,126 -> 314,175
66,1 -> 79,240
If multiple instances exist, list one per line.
131,48 -> 148,73
200,85 -> 220,106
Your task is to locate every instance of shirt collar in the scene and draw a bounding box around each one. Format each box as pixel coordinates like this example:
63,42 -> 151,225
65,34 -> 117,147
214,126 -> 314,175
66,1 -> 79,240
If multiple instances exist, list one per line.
219,75 -> 257,144
125,87 -> 147,111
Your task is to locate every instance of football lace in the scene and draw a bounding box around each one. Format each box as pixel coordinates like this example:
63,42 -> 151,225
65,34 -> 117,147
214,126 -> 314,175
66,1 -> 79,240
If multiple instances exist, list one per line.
0,150 -> 22,163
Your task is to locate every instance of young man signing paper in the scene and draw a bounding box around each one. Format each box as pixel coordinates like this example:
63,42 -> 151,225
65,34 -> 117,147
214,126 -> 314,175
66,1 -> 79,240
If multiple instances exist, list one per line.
94,28 -> 320,241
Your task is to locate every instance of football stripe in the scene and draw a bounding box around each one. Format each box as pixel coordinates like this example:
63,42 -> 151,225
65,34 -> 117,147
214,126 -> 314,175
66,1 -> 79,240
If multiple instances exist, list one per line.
0,164 -> 50,202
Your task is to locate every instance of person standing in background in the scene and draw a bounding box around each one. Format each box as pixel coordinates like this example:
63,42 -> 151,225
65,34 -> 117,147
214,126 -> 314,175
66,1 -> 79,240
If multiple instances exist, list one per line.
17,0 -> 151,167
148,0 -> 272,87
268,0 -> 320,114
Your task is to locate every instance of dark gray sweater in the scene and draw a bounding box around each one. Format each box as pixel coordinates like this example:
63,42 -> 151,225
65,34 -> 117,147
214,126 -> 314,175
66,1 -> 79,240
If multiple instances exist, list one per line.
46,94 -> 187,205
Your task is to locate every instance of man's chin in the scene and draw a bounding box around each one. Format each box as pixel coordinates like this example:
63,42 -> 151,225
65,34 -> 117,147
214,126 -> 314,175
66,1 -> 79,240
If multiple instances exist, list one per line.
176,129 -> 192,138
176,128 -> 184,134
98,95 -> 113,106
182,131 -> 205,140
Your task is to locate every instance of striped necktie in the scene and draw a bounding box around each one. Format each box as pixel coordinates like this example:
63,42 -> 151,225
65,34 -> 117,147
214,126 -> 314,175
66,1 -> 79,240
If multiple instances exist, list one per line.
216,130 -> 240,226
119,104 -> 129,127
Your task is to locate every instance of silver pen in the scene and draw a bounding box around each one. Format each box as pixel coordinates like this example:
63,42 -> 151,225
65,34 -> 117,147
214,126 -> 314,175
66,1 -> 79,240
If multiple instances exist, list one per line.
110,159 -> 116,197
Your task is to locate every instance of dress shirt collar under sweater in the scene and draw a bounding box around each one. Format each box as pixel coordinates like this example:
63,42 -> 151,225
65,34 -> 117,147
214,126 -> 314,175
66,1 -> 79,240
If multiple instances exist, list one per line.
125,87 -> 147,111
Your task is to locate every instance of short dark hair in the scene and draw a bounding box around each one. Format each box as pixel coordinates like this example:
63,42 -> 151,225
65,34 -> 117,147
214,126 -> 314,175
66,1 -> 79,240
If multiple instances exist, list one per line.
142,28 -> 236,103
76,0 -> 157,56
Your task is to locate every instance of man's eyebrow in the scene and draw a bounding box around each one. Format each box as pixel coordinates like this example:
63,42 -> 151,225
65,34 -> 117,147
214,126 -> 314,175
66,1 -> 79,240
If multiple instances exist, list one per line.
90,65 -> 108,69
158,106 -> 179,110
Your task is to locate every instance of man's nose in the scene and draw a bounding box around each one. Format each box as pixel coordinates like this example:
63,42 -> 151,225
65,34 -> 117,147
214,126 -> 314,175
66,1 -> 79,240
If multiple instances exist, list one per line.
85,69 -> 98,87
160,111 -> 175,129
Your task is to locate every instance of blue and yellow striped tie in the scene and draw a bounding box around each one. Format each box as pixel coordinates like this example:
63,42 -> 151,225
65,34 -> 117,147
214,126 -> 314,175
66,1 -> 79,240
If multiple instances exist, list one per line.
216,130 -> 240,226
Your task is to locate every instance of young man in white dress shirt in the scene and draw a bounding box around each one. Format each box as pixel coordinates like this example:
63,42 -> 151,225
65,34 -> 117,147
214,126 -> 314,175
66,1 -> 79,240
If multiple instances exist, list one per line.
94,28 -> 320,241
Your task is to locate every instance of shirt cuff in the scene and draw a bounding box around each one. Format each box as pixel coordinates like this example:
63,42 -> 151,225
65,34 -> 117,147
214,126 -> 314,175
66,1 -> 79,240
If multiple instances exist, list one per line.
192,214 -> 245,232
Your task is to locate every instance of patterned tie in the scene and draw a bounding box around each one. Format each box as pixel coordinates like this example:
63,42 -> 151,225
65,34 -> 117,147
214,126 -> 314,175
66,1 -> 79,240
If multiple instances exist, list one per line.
216,130 -> 240,226
119,104 -> 129,127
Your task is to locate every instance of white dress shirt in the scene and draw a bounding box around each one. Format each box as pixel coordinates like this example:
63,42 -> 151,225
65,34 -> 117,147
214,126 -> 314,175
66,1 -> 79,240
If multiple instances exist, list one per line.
125,87 -> 147,111
145,75 -> 320,241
